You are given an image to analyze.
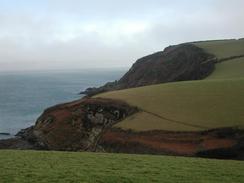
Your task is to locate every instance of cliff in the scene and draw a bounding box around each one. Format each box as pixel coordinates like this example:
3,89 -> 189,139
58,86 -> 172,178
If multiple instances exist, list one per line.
0,98 -> 137,151
81,44 -> 215,96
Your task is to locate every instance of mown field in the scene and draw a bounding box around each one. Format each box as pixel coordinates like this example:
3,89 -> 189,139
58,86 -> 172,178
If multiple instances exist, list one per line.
97,79 -> 244,131
0,150 -> 244,183
194,38 -> 244,59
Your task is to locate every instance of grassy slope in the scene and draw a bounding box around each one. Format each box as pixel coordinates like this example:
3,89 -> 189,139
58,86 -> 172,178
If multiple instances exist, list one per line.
0,150 -> 244,183
206,57 -> 244,80
96,39 -> 244,132
97,79 -> 244,131
194,39 -> 244,59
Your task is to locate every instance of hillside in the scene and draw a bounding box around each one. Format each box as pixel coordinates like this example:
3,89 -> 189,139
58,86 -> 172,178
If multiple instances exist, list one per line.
1,38 -> 244,159
95,38 -> 244,157
81,44 -> 215,96
96,79 -> 244,131
0,150 -> 244,183
82,39 -> 244,96
95,38 -> 244,132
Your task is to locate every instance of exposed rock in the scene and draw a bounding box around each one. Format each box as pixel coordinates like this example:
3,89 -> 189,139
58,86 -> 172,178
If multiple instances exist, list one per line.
0,98 -> 138,151
118,44 -> 215,88
81,44 -> 215,96
80,81 -> 119,96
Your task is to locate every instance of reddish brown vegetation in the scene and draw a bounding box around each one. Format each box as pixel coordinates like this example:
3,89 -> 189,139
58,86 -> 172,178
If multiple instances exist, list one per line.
99,128 -> 244,159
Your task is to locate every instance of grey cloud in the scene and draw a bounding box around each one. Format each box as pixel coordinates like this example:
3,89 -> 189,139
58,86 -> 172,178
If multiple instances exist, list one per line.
0,0 -> 243,71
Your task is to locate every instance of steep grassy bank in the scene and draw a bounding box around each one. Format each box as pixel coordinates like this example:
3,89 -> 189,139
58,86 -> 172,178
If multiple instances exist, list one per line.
0,150 -> 244,183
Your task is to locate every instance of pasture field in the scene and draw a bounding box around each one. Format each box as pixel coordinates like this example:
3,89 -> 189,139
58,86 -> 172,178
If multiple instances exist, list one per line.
0,150 -> 244,183
97,79 -> 244,131
206,57 -> 244,80
194,39 -> 244,59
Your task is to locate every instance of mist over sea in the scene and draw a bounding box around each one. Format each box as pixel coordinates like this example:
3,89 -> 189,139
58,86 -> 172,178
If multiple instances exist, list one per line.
0,68 -> 125,139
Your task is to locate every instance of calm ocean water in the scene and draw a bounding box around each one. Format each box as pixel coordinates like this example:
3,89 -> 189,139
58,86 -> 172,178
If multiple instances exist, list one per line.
0,69 -> 125,139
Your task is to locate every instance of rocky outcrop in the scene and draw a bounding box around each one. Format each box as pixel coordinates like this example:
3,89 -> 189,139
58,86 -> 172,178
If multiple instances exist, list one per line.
81,44 -> 215,96
0,98 -> 138,151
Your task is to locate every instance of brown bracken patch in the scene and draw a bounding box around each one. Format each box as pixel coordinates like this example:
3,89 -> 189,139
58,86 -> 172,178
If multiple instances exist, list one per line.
99,128 -> 244,159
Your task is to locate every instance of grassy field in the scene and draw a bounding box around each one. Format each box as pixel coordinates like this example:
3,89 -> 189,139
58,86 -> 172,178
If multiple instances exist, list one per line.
206,57 -> 244,80
0,150 -> 244,183
95,39 -> 244,132
97,79 -> 244,131
194,39 -> 244,59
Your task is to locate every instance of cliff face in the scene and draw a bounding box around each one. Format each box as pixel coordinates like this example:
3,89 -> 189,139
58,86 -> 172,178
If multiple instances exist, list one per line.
81,44 -> 215,96
118,44 -> 215,88
9,98 -> 138,151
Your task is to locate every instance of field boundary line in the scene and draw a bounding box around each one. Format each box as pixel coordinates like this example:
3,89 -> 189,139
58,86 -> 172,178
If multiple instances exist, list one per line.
142,109 -> 209,130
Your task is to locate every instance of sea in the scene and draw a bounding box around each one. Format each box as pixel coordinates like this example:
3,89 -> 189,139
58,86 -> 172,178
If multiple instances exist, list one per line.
0,68 -> 126,139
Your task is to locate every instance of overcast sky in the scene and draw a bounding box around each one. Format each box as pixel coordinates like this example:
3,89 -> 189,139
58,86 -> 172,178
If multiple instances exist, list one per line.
0,0 -> 243,71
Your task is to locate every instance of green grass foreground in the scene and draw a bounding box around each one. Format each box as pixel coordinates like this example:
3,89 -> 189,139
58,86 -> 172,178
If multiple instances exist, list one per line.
0,150 -> 244,183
